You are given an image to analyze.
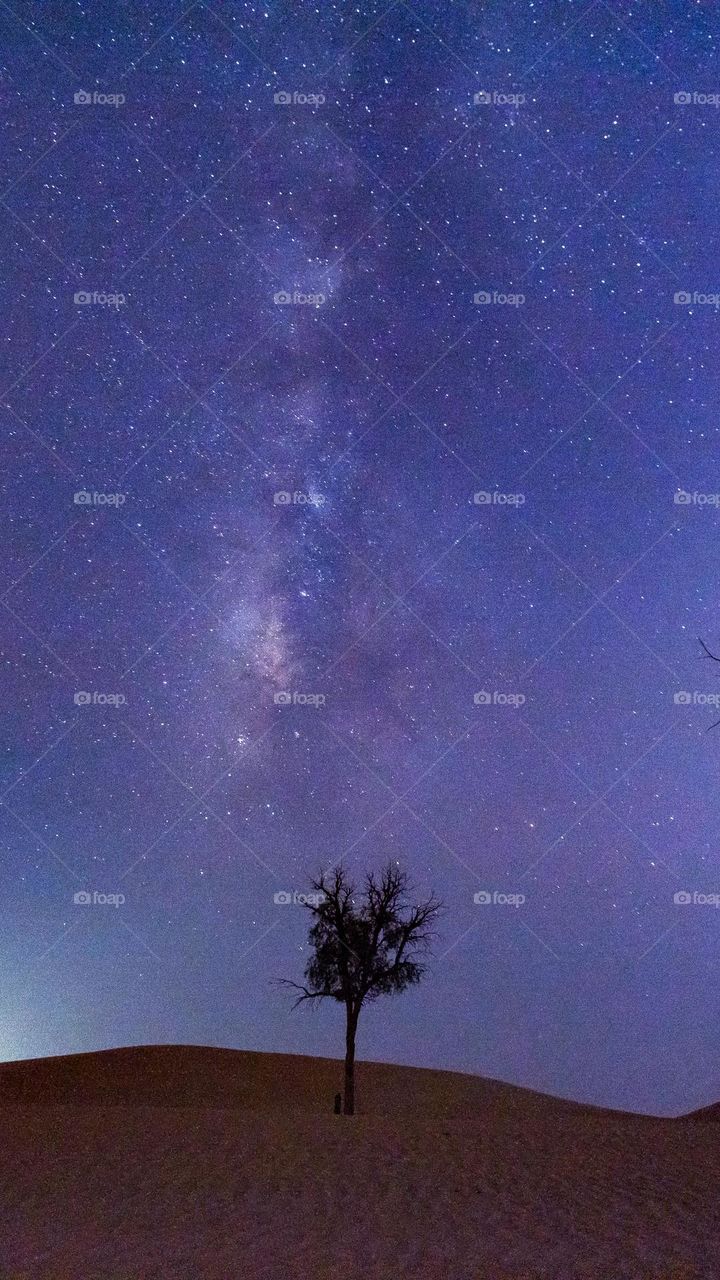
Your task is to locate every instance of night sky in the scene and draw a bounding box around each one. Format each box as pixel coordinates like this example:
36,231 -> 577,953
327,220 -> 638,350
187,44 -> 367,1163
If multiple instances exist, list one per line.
2,0 -> 720,1116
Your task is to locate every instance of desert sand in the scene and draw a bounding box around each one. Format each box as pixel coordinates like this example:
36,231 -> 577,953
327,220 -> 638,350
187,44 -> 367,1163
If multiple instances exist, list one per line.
0,1045 -> 715,1280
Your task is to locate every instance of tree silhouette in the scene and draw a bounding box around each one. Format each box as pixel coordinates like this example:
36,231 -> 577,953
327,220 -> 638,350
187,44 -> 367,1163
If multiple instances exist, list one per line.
699,637 -> 720,728
282,862 -> 443,1115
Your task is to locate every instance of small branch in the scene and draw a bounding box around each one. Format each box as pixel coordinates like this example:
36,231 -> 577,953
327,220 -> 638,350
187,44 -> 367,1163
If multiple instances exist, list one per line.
699,637 -> 720,661
275,978 -> 328,1010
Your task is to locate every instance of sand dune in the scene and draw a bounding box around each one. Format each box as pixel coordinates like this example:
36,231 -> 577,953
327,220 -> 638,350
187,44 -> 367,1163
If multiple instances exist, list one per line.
0,1043 -> 628,1115
0,1046 -> 715,1279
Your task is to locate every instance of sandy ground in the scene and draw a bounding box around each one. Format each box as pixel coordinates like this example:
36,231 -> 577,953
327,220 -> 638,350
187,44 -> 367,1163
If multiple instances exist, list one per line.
0,1047 -> 715,1280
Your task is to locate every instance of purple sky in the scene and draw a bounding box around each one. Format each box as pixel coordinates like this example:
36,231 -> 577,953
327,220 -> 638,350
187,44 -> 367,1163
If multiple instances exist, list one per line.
2,0 -> 720,1115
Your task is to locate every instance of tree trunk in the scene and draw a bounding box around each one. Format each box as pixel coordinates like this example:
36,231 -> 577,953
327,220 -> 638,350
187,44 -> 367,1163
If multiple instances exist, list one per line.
343,1005 -> 358,1115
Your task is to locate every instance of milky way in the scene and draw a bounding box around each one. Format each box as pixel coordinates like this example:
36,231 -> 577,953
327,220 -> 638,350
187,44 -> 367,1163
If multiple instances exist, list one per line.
2,0 -> 720,1114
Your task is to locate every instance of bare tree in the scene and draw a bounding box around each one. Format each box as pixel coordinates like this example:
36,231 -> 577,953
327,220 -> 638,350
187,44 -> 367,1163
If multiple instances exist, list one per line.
699,638 -> 720,728
281,863 -> 443,1115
